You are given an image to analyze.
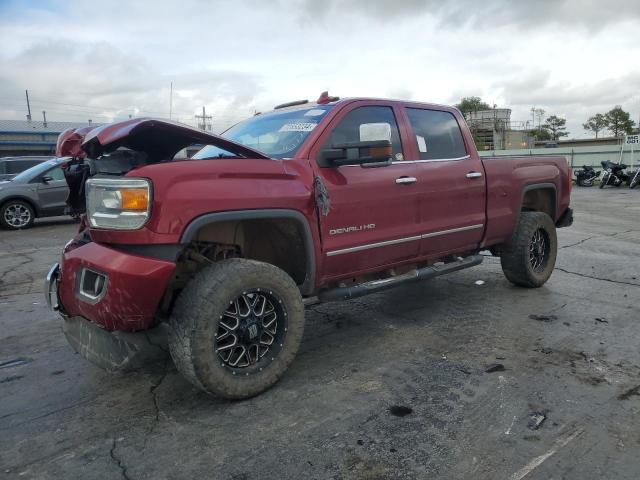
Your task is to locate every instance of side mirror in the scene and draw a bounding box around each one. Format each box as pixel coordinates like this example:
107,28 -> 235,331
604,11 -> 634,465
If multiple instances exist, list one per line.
319,140 -> 393,168
42,175 -> 53,183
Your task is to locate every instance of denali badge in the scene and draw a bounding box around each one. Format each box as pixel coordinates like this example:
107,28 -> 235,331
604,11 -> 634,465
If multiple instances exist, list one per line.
330,224 -> 376,235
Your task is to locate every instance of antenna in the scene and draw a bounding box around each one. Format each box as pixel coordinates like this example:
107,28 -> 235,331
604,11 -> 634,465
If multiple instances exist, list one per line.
169,81 -> 173,120
25,90 -> 32,121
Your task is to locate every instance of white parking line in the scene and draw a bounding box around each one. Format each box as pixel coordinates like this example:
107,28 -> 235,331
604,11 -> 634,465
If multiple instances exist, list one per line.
509,428 -> 585,480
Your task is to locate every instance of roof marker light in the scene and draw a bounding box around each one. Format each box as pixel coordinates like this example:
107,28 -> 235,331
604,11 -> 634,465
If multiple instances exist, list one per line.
316,91 -> 340,104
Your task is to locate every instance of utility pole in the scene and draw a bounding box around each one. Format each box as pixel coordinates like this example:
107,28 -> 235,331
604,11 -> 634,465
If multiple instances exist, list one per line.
169,81 -> 173,120
25,90 -> 32,121
195,106 -> 212,131
42,110 -> 47,127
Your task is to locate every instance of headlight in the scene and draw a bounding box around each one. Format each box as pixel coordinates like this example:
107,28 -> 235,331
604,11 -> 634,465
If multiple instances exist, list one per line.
86,178 -> 152,230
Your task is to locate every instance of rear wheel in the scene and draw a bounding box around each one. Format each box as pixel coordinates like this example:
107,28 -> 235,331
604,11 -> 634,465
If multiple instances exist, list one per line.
0,200 -> 35,229
168,258 -> 305,399
500,212 -> 557,288
630,175 -> 639,189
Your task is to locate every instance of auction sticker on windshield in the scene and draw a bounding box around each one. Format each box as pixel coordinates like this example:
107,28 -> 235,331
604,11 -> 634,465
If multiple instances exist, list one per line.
279,122 -> 317,132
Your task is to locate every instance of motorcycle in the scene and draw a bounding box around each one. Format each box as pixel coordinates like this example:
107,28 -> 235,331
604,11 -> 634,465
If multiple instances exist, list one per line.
599,160 -> 630,188
574,165 -> 600,186
630,169 -> 640,189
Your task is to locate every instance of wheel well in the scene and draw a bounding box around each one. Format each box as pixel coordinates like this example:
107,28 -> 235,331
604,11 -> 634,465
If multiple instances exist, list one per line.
521,187 -> 555,220
0,197 -> 39,217
177,217 -> 310,288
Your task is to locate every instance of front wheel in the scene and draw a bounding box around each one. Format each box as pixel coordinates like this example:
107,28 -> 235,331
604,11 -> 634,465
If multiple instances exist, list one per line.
500,212 -> 557,288
631,175 -> 639,189
168,258 -> 305,399
0,200 -> 35,229
599,173 -> 608,188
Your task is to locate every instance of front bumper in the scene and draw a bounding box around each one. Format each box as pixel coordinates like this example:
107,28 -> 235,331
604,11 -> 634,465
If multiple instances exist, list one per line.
53,241 -> 176,332
45,259 -> 171,371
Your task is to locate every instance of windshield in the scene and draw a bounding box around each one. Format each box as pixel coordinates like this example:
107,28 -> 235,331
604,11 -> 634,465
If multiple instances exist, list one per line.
11,158 -> 60,183
194,105 -> 333,160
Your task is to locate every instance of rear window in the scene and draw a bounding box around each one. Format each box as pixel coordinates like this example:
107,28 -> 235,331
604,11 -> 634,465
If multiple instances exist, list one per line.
406,108 -> 467,160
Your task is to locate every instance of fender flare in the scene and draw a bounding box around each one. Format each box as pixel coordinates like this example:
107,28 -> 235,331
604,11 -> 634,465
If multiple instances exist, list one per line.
519,182 -> 557,221
180,209 -> 316,295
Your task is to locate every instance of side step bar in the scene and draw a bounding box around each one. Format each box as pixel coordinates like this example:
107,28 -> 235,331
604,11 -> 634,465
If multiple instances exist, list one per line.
318,254 -> 483,302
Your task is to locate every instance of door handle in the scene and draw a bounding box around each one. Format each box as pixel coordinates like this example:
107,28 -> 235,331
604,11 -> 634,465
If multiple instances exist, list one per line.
466,172 -> 483,179
396,176 -> 417,185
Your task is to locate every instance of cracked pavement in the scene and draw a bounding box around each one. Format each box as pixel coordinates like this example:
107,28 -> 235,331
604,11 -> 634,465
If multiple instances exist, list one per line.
1,189 -> 639,479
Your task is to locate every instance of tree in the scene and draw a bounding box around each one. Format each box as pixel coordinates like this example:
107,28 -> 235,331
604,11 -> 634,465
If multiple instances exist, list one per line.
582,113 -> 608,138
456,96 -> 491,116
604,106 -> 635,137
530,127 -> 552,141
543,115 -> 569,140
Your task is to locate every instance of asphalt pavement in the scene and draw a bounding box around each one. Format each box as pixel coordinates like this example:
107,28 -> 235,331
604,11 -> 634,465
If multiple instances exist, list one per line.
1,188 -> 639,479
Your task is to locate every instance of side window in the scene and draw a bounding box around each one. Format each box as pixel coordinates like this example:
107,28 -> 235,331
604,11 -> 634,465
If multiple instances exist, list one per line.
7,161 -> 30,174
406,108 -> 467,160
47,167 -> 65,181
324,106 -> 404,161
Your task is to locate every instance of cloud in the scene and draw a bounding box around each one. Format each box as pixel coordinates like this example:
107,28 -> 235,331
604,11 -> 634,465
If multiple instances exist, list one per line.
298,0 -> 640,30
0,0 -> 639,138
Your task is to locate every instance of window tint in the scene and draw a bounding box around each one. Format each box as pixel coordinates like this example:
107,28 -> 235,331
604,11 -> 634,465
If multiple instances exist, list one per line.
324,106 -> 403,160
406,108 -> 467,160
7,160 -> 34,174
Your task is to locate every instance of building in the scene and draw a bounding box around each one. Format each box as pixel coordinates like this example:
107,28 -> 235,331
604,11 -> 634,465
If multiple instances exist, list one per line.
464,109 -> 533,150
0,119 -> 102,157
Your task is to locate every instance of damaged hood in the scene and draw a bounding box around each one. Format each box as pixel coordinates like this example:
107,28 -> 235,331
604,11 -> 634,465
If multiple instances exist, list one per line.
79,118 -> 270,161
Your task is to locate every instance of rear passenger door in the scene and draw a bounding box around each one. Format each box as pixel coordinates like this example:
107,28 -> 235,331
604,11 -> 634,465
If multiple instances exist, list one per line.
403,107 -> 486,256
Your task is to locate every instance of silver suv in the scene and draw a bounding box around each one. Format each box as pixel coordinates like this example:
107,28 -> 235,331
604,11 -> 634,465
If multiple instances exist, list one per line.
0,157 -> 70,229
0,156 -> 50,181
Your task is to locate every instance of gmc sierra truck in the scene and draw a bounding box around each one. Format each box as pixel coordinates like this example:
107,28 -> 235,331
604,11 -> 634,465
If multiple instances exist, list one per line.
45,92 -> 573,399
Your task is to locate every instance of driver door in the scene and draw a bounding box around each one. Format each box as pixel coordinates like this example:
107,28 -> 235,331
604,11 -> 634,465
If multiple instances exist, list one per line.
310,102 -> 421,281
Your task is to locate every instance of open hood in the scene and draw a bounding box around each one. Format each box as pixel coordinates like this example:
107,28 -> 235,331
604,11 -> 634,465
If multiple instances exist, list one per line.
80,118 -> 270,161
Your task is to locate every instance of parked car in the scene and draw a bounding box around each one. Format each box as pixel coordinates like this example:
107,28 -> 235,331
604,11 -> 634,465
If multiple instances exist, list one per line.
0,156 -> 50,181
46,94 -> 573,399
0,157 -> 70,229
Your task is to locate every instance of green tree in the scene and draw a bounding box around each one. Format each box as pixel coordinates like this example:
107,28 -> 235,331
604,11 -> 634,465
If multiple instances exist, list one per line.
543,115 -> 569,140
604,106 -> 635,137
456,96 -> 491,115
582,113 -> 608,138
530,127 -> 552,141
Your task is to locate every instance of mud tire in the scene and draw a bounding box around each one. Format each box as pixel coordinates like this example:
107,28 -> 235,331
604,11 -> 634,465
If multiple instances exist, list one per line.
500,212 -> 557,288
168,258 -> 304,399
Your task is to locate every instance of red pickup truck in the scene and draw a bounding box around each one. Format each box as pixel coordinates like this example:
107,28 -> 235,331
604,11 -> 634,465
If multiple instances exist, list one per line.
46,93 -> 573,399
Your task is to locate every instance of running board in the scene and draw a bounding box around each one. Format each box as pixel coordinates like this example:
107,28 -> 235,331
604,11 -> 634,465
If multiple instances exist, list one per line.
318,254 -> 483,302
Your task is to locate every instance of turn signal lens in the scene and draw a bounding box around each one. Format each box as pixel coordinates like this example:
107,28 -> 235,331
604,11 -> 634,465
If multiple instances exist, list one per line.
121,189 -> 149,211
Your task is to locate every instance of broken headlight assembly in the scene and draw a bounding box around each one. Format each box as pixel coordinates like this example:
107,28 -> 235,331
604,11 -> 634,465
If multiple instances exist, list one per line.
85,178 -> 152,230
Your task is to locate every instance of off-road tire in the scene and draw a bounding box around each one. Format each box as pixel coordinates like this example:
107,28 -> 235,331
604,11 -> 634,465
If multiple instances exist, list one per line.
168,258 -> 304,399
500,211 -> 557,288
0,199 -> 35,230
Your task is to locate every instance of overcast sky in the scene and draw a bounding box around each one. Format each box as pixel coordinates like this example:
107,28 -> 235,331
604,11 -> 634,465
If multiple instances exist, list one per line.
1,0 -> 639,138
